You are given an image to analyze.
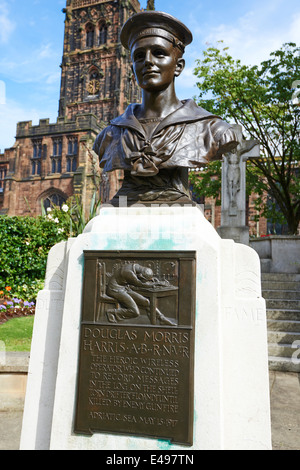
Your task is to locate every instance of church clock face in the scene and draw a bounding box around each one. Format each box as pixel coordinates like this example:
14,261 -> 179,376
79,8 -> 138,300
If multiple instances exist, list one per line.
87,79 -> 100,95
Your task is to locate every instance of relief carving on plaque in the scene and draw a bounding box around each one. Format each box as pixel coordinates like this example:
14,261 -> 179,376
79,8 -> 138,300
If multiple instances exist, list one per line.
96,259 -> 178,326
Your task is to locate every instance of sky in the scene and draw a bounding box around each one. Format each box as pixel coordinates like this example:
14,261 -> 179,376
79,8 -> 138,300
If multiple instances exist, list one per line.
0,0 -> 299,151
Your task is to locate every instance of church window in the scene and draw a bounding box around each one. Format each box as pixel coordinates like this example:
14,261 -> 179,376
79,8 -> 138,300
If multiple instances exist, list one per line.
68,137 -> 78,156
67,137 -> 78,172
98,23 -> 108,45
86,23 -> 95,48
0,167 -> 7,193
43,192 -> 66,211
51,138 -> 63,174
53,138 -> 62,157
31,140 -> 42,176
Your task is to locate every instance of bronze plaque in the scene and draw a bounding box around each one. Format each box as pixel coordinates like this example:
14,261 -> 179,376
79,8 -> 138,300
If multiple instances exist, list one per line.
74,251 -> 196,446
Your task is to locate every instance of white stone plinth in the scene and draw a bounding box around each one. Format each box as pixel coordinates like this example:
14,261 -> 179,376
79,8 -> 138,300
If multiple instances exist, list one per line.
20,206 -> 272,450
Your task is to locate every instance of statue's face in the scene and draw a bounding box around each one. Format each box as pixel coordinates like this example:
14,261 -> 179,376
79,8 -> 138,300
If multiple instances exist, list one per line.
131,36 -> 185,92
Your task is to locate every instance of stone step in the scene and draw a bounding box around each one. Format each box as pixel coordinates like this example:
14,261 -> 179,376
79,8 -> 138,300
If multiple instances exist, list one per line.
268,356 -> 300,373
262,273 -> 300,282
267,309 -> 300,321
0,375 -> 27,412
263,290 -> 300,300
262,280 -> 300,291
0,352 -> 29,374
267,319 -> 300,332
266,298 -> 300,310
263,272 -> 300,373
268,343 -> 298,358
268,330 -> 300,344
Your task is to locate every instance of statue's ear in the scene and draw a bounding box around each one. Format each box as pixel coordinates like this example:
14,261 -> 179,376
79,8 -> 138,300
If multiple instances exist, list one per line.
174,58 -> 185,78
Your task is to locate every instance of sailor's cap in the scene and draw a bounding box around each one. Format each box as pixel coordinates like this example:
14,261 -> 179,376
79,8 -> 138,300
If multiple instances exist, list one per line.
120,11 -> 193,53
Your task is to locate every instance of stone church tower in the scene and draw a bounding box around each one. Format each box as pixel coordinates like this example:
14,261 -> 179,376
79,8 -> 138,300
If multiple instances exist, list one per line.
0,0 -> 141,217
59,0 -> 141,122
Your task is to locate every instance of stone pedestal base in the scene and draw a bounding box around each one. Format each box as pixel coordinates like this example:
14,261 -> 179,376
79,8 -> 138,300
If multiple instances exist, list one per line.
20,206 -> 271,450
217,225 -> 250,245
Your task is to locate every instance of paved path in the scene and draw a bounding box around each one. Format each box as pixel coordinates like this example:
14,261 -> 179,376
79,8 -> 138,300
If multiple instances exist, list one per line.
0,370 -> 299,450
269,371 -> 300,450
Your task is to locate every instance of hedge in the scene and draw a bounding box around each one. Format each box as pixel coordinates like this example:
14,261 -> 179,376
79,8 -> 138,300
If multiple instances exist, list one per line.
0,215 -> 68,301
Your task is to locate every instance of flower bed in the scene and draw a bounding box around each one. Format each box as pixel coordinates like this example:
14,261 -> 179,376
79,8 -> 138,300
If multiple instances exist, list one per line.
0,287 -> 35,325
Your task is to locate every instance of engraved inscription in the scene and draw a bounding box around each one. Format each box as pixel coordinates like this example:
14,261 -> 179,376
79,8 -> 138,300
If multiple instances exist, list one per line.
76,325 -> 192,444
224,306 -> 265,323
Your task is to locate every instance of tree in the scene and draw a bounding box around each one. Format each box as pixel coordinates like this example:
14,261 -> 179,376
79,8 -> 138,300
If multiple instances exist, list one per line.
192,42 -> 300,234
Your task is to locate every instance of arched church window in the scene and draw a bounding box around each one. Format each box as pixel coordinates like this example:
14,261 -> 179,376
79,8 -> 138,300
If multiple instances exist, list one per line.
98,23 -> 108,45
86,23 -> 95,48
43,192 -> 66,212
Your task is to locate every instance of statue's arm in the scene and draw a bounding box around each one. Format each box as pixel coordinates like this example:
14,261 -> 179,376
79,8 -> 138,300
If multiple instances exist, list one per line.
210,120 -> 239,160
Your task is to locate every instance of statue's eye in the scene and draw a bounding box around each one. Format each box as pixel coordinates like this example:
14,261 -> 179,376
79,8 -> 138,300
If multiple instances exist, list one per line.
154,49 -> 166,57
134,51 -> 145,61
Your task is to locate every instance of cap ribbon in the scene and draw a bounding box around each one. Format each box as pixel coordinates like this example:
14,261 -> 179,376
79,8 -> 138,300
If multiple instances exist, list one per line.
129,28 -> 185,52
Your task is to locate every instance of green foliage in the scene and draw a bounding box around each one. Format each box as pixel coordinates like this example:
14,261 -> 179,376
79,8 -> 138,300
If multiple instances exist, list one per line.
193,42 -> 300,234
0,215 -> 68,300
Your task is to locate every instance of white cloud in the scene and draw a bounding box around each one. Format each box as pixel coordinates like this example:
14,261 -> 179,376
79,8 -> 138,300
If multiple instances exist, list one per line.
171,1 -> 300,100
37,43 -> 56,60
0,42 -> 60,85
177,66 -> 197,89
0,98 -> 56,151
45,71 -> 61,85
0,1 -> 16,44
193,1 -> 300,66
290,12 -> 300,44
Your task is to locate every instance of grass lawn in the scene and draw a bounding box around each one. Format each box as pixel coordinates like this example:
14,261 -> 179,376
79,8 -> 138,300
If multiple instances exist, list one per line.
0,316 -> 34,351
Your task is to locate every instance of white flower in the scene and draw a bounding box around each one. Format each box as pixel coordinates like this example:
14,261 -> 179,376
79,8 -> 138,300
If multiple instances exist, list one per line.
61,204 -> 69,212
47,214 -> 53,220
47,207 -> 52,213
58,228 -> 64,234
54,217 -> 59,223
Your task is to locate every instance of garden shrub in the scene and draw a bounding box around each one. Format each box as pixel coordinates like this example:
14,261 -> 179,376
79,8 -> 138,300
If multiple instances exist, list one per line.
0,215 -> 68,301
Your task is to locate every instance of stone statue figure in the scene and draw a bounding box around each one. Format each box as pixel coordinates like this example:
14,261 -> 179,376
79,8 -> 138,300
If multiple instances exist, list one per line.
93,11 -> 239,205
227,153 -> 241,213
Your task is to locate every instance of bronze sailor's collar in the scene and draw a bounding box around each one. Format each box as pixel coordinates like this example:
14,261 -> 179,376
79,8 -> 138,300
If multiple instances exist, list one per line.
110,99 -> 220,139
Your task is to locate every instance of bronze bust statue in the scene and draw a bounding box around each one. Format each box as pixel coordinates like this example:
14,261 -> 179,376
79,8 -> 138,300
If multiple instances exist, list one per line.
93,11 -> 239,206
